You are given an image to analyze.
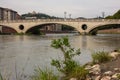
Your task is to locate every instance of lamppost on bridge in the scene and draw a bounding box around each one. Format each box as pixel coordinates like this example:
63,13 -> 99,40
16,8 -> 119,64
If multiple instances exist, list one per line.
102,12 -> 105,18
64,11 -> 67,20
69,14 -> 71,19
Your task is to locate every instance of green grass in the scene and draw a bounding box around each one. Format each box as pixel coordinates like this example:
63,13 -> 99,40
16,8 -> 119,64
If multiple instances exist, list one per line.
31,67 -> 58,80
66,66 -> 89,80
117,74 -> 120,79
0,72 -> 3,80
92,51 -> 112,64
118,49 -> 120,53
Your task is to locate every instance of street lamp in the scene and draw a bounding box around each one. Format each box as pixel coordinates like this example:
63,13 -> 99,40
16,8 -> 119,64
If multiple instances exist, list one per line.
64,11 -> 67,20
102,12 -> 105,18
69,14 -> 71,19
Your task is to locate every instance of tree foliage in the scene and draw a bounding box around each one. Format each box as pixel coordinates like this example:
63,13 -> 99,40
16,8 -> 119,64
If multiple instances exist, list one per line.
51,37 -> 88,80
21,13 -> 61,19
51,37 -> 81,74
106,10 -> 120,19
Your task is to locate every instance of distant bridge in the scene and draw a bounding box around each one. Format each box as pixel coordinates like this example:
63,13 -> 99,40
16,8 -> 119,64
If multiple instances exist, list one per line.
0,19 -> 120,34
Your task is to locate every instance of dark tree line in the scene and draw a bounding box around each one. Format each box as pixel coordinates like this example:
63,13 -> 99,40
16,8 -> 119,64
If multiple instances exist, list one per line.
21,13 -> 62,19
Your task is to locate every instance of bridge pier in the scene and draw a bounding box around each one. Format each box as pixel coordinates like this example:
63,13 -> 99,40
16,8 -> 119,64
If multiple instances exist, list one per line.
0,26 -> 2,33
81,32 -> 88,35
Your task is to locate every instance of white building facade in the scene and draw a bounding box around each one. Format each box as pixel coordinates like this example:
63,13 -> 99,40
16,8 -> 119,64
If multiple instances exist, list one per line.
0,7 -> 19,21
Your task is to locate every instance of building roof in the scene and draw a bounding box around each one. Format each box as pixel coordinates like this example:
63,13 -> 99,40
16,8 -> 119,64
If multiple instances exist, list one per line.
0,7 -> 4,9
0,7 -> 17,13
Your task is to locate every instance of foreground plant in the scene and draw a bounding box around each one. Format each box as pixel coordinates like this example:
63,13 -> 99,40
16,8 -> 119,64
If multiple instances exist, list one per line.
67,66 -> 89,80
92,51 -> 112,64
0,72 -> 3,80
0,72 -> 10,80
117,74 -> 120,79
118,49 -> 120,53
51,37 -> 88,80
31,67 -> 58,80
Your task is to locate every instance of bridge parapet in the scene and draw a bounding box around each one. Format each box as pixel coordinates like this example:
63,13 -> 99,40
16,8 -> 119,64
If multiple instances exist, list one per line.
0,19 -> 120,23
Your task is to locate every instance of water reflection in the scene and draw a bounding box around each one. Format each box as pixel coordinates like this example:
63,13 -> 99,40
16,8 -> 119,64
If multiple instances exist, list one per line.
81,36 -> 87,50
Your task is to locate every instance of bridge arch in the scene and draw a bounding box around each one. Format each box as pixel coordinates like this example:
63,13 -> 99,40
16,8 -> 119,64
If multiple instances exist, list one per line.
88,24 -> 120,35
25,23 -> 78,34
0,25 -> 18,34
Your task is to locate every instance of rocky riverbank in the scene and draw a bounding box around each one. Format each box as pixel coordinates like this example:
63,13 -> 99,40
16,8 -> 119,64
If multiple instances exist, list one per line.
84,50 -> 120,80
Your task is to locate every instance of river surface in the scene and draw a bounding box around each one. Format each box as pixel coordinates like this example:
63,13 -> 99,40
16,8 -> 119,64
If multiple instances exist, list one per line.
0,34 -> 120,80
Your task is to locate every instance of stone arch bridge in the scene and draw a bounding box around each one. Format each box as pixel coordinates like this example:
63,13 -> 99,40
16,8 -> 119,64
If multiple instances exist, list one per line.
0,19 -> 120,34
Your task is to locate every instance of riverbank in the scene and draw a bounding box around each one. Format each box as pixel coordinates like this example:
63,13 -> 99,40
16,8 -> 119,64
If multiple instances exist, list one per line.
98,28 -> 120,34
84,50 -> 120,80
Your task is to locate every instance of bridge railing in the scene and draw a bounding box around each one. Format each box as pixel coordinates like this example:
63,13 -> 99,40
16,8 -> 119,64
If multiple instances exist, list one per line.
0,19 -> 120,23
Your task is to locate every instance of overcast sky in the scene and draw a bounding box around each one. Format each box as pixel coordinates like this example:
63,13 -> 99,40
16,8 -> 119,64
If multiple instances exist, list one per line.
0,0 -> 120,18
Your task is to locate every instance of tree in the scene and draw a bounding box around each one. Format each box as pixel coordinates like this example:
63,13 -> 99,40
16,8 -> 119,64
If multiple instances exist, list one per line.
21,12 -> 61,19
113,10 -> 120,19
106,10 -> 120,19
51,37 -> 88,80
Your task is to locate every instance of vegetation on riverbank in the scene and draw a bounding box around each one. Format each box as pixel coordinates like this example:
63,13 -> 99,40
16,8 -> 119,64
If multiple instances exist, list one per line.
97,28 -> 120,34
51,37 -> 88,80
0,72 -> 3,80
31,68 -> 58,80
92,51 -> 112,64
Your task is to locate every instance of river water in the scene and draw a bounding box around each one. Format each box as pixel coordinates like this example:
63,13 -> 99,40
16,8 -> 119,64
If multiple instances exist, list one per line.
0,34 -> 120,80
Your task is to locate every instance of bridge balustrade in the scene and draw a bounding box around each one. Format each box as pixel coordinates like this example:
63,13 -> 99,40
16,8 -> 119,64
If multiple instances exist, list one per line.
0,19 -> 120,23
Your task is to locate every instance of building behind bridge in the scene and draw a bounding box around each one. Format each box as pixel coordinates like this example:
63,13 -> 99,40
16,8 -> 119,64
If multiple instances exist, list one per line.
0,7 -> 20,21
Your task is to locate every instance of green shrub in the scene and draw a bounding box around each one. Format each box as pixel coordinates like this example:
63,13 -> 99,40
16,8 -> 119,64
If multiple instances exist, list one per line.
51,37 -> 88,79
31,68 -> 58,80
118,49 -> 120,53
67,66 -> 89,80
117,74 -> 120,79
92,51 -> 112,64
16,32 -> 24,35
